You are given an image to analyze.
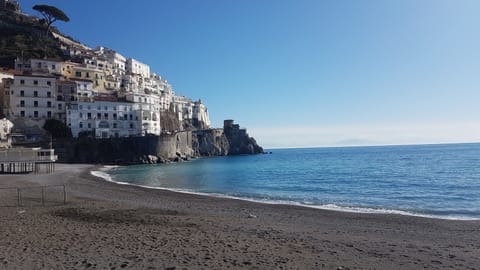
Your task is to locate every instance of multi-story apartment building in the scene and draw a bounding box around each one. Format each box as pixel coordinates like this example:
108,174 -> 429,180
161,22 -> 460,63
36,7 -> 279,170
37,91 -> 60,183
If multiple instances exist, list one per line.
6,74 -> 61,122
63,62 -> 106,91
29,59 -> 64,75
126,58 -> 150,78
66,94 -> 161,138
95,47 -> 127,76
172,95 -> 210,128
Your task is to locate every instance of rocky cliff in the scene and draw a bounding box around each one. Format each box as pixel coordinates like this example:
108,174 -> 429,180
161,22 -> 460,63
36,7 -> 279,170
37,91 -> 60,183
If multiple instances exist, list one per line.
54,120 -> 263,164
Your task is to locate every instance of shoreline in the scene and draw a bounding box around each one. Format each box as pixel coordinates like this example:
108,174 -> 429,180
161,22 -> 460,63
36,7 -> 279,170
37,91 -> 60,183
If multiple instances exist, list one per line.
1,163 -> 480,269
92,165 -> 480,221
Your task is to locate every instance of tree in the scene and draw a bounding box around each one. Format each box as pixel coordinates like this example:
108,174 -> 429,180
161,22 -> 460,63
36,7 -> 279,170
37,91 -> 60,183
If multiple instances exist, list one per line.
32,4 -> 70,34
43,119 -> 72,139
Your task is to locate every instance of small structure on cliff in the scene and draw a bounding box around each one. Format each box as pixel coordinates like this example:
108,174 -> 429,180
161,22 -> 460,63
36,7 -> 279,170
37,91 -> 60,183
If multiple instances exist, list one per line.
222,120 -> 263,155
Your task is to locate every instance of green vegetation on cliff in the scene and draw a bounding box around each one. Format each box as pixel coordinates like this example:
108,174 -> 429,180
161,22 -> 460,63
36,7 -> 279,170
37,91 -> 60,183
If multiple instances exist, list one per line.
0,9 -> 68,68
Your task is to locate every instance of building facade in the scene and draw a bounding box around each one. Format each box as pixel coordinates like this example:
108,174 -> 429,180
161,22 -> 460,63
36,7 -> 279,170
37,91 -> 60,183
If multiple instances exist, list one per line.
6,75 -> 60,121
126,58 -> 150,78
66,95 -> 160,138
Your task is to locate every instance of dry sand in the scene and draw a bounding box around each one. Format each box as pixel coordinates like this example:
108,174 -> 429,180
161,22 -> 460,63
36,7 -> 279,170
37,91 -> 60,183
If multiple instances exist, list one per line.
0,164 -> 479,269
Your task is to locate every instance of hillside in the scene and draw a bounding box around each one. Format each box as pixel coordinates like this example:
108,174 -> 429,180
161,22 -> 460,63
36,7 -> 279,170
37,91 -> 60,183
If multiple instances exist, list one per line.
0,9 -> 68,68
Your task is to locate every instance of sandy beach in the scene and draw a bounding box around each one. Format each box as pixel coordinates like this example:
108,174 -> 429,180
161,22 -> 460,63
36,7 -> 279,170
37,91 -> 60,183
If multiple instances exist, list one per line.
0,164 -> 479,269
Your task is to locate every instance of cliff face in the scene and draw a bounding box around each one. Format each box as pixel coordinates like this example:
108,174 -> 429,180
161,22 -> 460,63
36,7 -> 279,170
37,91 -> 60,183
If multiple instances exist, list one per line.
223,120 -> 263,155
54,121 -> 263,164
192,129 -> 229,156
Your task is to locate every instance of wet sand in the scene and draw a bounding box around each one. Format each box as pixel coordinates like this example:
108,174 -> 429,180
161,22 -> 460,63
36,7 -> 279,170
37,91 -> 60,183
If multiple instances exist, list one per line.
0,164 -> 479,269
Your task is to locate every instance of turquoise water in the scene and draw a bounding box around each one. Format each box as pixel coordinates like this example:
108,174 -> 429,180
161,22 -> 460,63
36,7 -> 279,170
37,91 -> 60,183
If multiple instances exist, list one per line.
102,143 -> 480,220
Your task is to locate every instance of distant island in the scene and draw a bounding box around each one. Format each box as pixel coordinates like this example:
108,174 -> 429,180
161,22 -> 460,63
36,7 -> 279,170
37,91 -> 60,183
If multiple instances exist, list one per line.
0,1 -> 263,164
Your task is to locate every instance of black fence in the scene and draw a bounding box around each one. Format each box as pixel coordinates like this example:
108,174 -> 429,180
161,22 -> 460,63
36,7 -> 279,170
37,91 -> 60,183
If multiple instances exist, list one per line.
0,185 -> 66,207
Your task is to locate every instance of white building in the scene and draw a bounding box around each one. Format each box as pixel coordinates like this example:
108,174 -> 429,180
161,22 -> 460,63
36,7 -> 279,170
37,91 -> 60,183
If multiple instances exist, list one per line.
0,118 -> 13,148
95,47 -> 127,76
71,79 -> 97,99
172,95 -> 210,128
126,58 -> 150,78
29,59 -> 63,75
192,100 -> 210,128
66,95 -> 160,138
6,75 -> 61,122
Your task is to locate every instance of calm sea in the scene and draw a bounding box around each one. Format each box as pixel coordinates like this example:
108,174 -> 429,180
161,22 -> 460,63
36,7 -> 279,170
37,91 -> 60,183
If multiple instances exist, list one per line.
97,143 -> 480,220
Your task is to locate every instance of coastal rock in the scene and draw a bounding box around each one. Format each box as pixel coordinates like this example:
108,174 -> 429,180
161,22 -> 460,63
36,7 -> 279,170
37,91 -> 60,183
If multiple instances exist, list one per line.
223,120 -> 263,155
53,120 -> 263,164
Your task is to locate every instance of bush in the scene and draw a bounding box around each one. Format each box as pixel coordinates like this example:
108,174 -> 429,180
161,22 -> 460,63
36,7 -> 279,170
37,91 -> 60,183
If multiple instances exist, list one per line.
43,119 -> 72,138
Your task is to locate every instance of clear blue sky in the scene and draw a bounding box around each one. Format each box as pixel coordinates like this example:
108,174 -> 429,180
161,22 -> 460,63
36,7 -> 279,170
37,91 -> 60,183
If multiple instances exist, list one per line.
20,0 -> 480,148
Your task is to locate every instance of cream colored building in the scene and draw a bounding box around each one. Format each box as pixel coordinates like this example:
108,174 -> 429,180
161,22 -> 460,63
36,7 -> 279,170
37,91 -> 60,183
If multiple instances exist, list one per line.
6,75 -> 61,123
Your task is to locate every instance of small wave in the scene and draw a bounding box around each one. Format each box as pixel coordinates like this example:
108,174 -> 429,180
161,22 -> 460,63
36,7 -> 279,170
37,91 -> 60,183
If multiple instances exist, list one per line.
89,169 -> 480,221
90,170 -> 113,182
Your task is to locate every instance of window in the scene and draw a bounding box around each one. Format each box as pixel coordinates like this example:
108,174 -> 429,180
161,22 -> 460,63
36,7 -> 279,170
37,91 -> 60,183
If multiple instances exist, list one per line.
75,71 -> 81,77
79,113 -> 83,118
47,81 -> 51,86
34,111 -> 38,118
79,122 -> 83,128
34,101 -> 38,107
20,100 -> 25,107
20,111 -> 25,117
34,91 -> 38,97
113,123 -> 117,128
47,101 -> 51,108
113,113 -> 117,120
87,113 -> 91,119
99,121 -> 109,128
104,113 -> 108,120
129,123 -> 134,129
58,104 -> 62,110
20,79 -> 25,85
47,111 -> 52,118
34,80 -> 38,85
20,90 -> 24,97
86,72 -> 90,78
47,92 -> 51,97
97,113 -> 101,119
123,115 -> 127,120
52,64 -> 56,69
79,105 -> 83,110
129,114 -> 133,120
88,123 -> 91,128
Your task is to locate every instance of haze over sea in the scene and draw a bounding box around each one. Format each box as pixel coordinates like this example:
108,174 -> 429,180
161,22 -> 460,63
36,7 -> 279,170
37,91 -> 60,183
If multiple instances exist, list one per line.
98,143 -> 480,220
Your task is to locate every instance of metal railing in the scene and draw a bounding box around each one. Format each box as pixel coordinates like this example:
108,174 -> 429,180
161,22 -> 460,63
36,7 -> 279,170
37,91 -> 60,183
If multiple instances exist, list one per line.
0,185 -> 66,207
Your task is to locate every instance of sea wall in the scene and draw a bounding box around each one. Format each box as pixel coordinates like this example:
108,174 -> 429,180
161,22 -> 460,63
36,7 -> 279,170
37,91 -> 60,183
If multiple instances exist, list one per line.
54,121 -> 263,164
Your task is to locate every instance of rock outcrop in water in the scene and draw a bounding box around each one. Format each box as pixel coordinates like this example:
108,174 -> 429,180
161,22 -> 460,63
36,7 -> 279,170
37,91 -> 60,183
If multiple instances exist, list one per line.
192,121 -> 263,156
223,120 -> 263,155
